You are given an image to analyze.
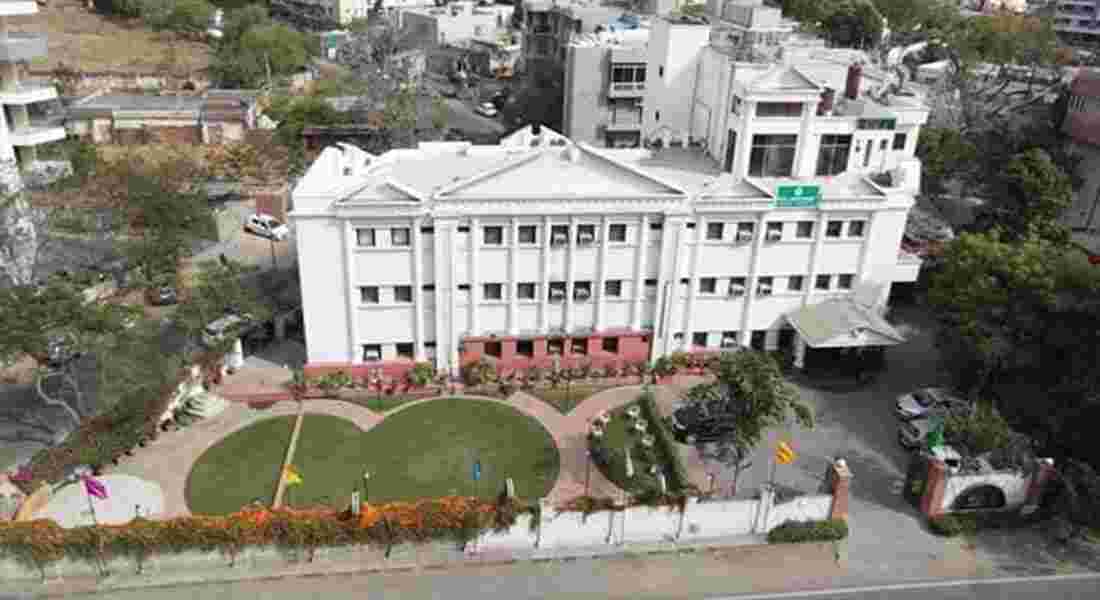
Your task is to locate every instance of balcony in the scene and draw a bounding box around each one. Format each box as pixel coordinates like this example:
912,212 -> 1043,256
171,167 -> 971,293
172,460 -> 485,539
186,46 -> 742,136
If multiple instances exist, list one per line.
10,116 -> 67,147
894,250 -> 923,282
605,113 -> 642,132
608,82 -> 645,98
0,33 -> 48,63
0,82 -> 57,105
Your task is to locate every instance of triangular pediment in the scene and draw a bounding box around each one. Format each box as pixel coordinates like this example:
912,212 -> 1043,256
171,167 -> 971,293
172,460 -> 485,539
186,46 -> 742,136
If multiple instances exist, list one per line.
340,178 -> 423,203
748,66 -> 823,93
436,143 -> 686,199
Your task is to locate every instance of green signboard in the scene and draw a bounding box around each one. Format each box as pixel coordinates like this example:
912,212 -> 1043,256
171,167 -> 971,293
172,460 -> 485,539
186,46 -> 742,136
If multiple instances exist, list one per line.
775,184 -> 820,208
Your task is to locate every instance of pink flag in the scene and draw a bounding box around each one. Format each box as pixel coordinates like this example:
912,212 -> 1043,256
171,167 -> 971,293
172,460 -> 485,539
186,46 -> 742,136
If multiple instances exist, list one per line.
83,476 -> 108,500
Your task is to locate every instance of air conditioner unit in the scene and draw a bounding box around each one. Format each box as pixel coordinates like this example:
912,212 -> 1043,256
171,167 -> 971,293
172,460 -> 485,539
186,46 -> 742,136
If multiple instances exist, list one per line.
574,289 -> 591,301
549,289 -> 566,301
765,230 -> 782,242
736,230 -> 754,243
578,232 -> 595,245
757,284 -> 773,297
728,284 -> 746,297
552,233 -> 568,246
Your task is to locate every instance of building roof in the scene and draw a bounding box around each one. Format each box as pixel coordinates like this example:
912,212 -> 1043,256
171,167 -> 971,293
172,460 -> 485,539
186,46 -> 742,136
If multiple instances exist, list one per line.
1065,69 -> 1100,147
72,94 -> 204,112
785,298 -> 907,349
747,65 -> 823,93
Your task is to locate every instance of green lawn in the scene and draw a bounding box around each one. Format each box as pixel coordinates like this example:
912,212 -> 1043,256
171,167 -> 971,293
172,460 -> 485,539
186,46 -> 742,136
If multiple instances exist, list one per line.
185,416 -> 295,515
527,384 -> 619,414
588,402 -> 664,495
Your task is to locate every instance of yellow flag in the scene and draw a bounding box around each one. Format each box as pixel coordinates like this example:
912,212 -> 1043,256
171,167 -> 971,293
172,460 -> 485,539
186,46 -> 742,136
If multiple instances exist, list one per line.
283,465 -> 303,486
775,442 -> 796,465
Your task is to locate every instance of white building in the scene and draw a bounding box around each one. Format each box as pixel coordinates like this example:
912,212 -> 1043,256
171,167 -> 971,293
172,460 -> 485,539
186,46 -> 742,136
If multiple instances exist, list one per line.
401,1 -> 514,47
291,46 -> 928,377
1052,0 -> 1100,44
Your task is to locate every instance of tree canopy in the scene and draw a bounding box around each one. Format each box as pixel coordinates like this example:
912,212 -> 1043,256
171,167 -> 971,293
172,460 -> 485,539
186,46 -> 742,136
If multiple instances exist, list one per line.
210,20 -> 311,88
171,259 -> 272,354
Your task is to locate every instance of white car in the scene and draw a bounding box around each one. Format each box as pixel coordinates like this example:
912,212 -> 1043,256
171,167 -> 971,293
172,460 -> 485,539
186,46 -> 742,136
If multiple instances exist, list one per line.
202,314 -> 253,348
895,387 -> 969,421
475,102 -> 499,118
244,214 -> 290,241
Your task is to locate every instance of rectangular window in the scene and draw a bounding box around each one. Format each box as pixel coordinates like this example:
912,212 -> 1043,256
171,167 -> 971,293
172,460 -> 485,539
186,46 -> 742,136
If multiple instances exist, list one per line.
604,280 -> 623,298
549,281 -> 567,302
787,275 -> 805,291
573,281 -> 592,302
796,221 -> 814,239
706,222 -> 724,241
611,63 -> 646,83
837,274 -> 854,290
815,134 -> 852,177
517,282 -> 536,300
396,343 -> 414,359
608,223 -> 627,242
356,228 -> 376,247
692,332 -> 709,347
736,222 -> 755,242
721,331 -> 738,348
518,225 -> 538,244
572,338 -> 588,355
422,284 -> 435,292
485,341 -> 502,359
420,226 -> 435,235
892,133 -> 907,150
458,225 -> 470,233
757,276 -> 774,296
879,139 -> 888,151
602,337 -> 619,354
362,344 -> 382,362
483,283 -> 503,300
826,221 -> 843,238
815,275 -> 831,290
576,224 -> 596,245
394,285 -> 413,303
547,338 -> 564,355
391,227 -> 411,247
728,276 -> 747,296
765,222 -> 783,241
360,286 -> 380,304
649,221 -> 663,231
551,225 -> 569,247
699,277 -> 717,294
749,134 -> 797,177
731,95 -> 742,114
756,102 -> 802,118
483,226 -> 503,245
517,339 -> 534,357
848,220 -> 866,238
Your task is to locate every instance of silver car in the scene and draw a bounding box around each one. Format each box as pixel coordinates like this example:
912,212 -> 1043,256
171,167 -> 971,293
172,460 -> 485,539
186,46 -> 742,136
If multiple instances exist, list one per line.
895,387 -> 969,421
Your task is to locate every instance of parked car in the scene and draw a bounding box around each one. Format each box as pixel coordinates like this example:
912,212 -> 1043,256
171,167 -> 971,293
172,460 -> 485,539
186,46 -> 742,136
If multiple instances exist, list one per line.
669,399 -> 736,444
895,387 -> 970,421
489,91 -> 508,111
244,214 -> 289,241
146,286 -> 178,306
898,417 -> 932,450
474,102 -> 499,118
202,314 -> 253,348
46,333 -> 82,368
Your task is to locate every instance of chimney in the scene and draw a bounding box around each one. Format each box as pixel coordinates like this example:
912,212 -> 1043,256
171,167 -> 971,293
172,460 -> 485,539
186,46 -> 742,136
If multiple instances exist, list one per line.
531,122 -> 541,135
817,86 -> 835,116
845,63 -> 862,101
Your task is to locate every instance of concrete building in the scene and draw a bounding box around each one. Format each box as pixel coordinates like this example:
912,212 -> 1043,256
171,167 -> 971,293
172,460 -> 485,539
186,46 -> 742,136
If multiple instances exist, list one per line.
0,0 -> 67,193
402,1 -> 515,47
1061,68 -> 1100,232
65,91 -> 262,145
1052,0 -> 1100,44
274,0 -> 372,26
291,52 -> 927,377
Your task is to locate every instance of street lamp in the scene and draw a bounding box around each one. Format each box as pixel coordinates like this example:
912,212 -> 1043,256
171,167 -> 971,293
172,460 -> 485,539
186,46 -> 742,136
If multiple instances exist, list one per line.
363,471 -> 371,503
584,449 -> 592,496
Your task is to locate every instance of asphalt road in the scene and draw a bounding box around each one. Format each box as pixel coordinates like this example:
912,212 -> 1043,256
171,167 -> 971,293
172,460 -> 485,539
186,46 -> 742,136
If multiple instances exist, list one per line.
713,574 -> 1100,600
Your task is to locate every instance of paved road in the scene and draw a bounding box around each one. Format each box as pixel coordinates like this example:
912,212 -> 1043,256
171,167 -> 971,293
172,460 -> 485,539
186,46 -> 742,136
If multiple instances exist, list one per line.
714,573 -> 1100,600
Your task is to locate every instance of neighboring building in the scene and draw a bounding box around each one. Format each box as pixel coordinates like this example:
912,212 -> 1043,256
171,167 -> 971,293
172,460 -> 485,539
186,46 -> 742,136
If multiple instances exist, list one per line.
466,39 -> 523,78
402,1 -> 515,47
1061,68 -> 1100,232
0,1 -> 68,193
273,0 -> 372,26
1052,0 -> 1100,44
65,91 -> 262,145
959,0 -> 1027,13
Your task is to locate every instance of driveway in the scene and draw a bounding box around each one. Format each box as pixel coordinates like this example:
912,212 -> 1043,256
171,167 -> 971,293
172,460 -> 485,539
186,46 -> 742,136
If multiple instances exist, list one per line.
192,200 -> 297,272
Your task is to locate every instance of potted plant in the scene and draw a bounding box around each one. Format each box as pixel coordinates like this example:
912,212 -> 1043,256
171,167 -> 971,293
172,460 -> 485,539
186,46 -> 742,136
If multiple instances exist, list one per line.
408,362 -> 435,388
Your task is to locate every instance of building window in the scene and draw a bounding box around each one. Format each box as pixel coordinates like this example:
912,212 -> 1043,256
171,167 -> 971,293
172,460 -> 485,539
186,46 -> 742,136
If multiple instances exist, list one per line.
765,222 -> 783,242
573,281 -> 592,302
485,341 -> 502,358
756,102 -> 802,118
608,223 -> 627,242
362,344 -> 382,361
394,285 -> 413,303
757,276 -> 774,296
825,220 -> 843,238
610,63 -> 646,83
848,220 -> 866,238
572,338 -> 588,354
551,225 -> 569,246
736,222 -> 755,242
649,221 -> 663,231
483,226 -> 504,245
483,283 -> 503,300
731,96 -> 742,114
517,282 -> 536,300
517,340 -> 534,357
420,226 -> 435,235
644,279 -> 658,296
605,280 -> 623,297
655,109 -> 660,121
796,221 -> 814,239
458,225 -> 470,233
749,134 -> 797,177
360,286 -> 380,304
892,133 -> 907,150
787,275 -> 805,291
658,65 -> 664,78
396,343 -> 414,359
706,222 -> 724,241
549,282 -> 567,302
391,227 -> 411,246
816,134 -> 852,177
602,337 -> 619,353
815,275 -> 831,290
728,276 -> 747,296
356,228 -> 376,247
518,224 -> 538,244
577,224 -> 596,245
692,332 -> 709,347
547,338 -> 564,355
422,284 -> 435,292
837,274 -> 854,290
699,277 -> 717,294
879,139 -> 888,151
720,331 -> 738,348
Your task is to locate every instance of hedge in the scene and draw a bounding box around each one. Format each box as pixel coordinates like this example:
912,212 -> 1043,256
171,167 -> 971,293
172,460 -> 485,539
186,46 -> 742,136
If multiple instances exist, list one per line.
766,519 -> 849,544
637,390 -> 695,494
928,511 -> 1040,537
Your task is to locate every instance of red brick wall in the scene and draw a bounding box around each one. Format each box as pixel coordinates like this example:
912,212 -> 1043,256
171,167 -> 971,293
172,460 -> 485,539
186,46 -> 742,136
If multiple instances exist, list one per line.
460,332 -> 651,374
251,185 -> 289,222
149,125 -> 202,145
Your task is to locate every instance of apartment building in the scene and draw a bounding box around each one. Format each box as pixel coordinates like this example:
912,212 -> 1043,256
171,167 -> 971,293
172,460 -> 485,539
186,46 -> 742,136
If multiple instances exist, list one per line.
1052,0 -> 1100,44
1061,68 -> 1100,231
402,1 -> 514,47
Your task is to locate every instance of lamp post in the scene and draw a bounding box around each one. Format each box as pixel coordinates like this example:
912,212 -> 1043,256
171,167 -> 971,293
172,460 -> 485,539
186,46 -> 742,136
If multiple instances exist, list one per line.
584,449 -> 592,496
363,471 -> 371,503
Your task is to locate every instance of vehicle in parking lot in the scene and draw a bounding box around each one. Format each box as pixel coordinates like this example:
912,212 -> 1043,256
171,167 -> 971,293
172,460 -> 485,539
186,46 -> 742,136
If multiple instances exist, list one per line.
475,102 -> 499,117
669,398 -> 737,444
146,286 -> 178,306
46,333 -> 82,368
202,314 -> 253,348
895,387 -> 970,420
244,214 -> 289,241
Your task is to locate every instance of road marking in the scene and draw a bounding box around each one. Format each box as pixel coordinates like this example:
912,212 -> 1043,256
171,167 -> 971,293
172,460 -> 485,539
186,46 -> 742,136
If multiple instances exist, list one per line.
708,572 -> 1100,599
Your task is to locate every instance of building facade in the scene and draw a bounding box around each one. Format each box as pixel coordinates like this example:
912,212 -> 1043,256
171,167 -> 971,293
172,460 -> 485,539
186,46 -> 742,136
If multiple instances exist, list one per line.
1052,0 -> 1100,44
1061,68 -> 1100,232
402,1 -> 514,47
65,91 -> 261,146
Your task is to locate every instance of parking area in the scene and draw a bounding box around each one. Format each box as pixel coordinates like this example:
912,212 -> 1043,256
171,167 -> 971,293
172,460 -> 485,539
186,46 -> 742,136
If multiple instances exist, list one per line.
193,199 -> 297,272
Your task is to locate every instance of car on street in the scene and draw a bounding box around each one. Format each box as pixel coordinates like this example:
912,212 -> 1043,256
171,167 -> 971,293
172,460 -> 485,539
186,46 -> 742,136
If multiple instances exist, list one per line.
895,387 -> 970,420
669,399 -> 737,444
475,102 -> 499,118
146,286 -> 178,306
244,214 -> 290,241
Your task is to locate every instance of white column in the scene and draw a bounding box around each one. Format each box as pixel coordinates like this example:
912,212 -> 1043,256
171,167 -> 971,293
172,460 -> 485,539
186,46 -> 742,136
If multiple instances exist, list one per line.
412,218 -> 425,361
508,217 -> 519,335
342,221 -> 359,363
733,101 -> 754,178
803,212 -> 829,308
792,100 -> 815,177
564,218 -> 577,334
659,216 -> 688,356
855,212 -> 878,287
631,214 -> 649,331
469,217 -> 480,336
740,212 -> 768,348
539,215 -> 551,331
594,216 -> 610,332
793,335 -> 807,370
681,215 -> 703,348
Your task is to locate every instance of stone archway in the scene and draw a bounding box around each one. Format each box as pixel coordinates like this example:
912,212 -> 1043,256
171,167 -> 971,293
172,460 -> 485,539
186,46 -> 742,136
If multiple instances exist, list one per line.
952,484 -> 1007,511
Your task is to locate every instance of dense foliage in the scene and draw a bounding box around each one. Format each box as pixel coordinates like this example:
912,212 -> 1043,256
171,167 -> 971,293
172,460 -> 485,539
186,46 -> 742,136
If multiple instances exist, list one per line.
766,519 -> 849,543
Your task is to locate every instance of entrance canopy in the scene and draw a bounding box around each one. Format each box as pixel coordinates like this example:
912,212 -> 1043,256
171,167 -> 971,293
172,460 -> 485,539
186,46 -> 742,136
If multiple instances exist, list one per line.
785,299 -> 906,349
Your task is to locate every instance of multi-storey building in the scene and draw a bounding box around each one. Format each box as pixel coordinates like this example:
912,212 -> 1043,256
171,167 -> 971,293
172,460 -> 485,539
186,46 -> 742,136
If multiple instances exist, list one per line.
1061,67 -> 1100,231
0,0 -> 66,194
1052,0 -> 1100,44
402,1 -> 515,47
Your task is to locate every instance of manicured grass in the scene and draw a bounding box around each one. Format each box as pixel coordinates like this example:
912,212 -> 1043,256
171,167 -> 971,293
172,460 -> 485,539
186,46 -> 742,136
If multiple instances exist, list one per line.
527,384 -> 619,414
336,392 -> 433,413
588,402 -> 665,495
185,416 -> 295,515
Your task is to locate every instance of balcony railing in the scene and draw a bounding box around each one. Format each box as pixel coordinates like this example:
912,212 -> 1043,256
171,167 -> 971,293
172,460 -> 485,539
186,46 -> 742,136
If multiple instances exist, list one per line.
0,82 -> 58,105
608,82 -> 645,98
606,114 -> 642,130
0,33 -> 48,63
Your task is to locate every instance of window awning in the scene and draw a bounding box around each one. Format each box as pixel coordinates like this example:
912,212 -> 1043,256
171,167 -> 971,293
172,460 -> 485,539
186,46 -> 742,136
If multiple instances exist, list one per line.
785,299 -> 906,349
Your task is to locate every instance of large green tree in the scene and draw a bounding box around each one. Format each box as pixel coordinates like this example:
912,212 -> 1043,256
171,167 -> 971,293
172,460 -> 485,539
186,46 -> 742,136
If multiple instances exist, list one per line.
973,148 -> 1073,243
171,259 -> 272,354
210,22 -> 311,88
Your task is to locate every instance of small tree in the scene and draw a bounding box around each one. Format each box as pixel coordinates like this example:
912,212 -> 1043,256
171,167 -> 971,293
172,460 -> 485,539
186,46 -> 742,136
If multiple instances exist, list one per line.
408,362 -> 435,387
431,96 -> 448,131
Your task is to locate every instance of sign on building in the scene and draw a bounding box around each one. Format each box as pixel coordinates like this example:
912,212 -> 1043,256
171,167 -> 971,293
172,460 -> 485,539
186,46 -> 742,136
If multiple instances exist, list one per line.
775,184 -> 820,208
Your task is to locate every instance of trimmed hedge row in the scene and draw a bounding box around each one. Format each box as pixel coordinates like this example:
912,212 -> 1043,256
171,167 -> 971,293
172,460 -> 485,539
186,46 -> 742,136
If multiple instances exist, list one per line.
766,519 -> 849,544
637,390 -> 695,494
928,511 -> 1041,537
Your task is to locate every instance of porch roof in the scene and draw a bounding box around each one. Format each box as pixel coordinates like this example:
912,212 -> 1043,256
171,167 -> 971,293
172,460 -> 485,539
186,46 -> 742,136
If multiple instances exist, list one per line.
785,299 -> 906,349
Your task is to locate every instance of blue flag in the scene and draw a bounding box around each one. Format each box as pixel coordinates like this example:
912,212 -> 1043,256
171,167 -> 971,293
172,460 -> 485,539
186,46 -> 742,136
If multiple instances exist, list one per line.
473,460 -> 482,482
